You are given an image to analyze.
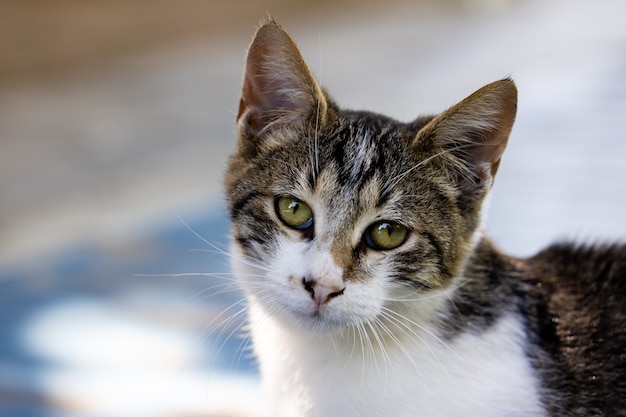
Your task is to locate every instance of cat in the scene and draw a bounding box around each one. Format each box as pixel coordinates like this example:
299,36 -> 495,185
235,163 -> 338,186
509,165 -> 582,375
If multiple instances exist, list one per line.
224,20 -> 626,417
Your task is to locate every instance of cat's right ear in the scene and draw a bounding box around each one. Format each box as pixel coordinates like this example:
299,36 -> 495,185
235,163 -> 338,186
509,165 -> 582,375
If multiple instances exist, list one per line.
237,21 -> 327,141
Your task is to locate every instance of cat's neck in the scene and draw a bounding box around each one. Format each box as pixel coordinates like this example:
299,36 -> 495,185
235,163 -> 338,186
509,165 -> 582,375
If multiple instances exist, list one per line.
438,236 -> 529,336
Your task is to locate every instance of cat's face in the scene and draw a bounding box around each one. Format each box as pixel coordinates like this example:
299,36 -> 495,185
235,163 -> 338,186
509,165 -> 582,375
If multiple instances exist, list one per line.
225,21 -> 516,334
227,115 -> 460,333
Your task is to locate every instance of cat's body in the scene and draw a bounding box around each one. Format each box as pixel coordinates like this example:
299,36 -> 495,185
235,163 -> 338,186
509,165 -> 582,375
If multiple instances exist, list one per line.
225,21 -> 625,417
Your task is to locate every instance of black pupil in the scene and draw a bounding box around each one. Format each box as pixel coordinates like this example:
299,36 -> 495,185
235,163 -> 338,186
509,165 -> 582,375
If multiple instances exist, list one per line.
289,201 -> 300,213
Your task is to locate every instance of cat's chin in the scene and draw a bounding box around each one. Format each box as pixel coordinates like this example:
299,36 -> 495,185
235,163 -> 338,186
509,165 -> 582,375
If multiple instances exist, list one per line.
297,314 -> 351,335
270,306 -> 356,336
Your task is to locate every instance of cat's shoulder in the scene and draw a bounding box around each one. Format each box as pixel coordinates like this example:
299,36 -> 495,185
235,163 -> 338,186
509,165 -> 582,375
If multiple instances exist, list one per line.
520,242 -> 626,413
522,241 -> 625,323
527,241 -> 626,294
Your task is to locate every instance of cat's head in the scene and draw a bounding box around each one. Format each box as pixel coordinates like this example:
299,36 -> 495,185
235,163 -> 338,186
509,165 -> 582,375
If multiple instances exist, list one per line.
225,21 -> 516,334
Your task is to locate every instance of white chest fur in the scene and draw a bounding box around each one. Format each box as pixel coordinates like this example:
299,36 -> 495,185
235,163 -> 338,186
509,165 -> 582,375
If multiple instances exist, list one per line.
249,306 -> 546,417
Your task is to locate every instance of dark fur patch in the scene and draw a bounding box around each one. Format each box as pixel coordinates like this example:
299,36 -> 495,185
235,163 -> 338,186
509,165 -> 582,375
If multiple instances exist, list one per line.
440,239 -> 626,416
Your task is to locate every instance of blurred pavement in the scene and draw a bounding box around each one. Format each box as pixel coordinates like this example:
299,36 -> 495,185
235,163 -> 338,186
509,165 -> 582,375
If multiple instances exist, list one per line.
1,0 -> 625,416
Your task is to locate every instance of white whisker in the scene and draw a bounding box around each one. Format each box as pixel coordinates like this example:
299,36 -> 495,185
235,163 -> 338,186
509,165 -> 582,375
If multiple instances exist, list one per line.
381,306 -> 459,360
200,297 -> 248,341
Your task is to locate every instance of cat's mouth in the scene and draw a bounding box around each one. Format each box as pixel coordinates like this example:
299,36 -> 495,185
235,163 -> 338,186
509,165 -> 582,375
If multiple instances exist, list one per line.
296,307 -> 332,321
285,302 -> 364,335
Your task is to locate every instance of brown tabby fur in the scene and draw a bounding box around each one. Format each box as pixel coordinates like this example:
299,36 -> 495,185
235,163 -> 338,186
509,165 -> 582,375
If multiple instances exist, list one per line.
224,20 -> 625,416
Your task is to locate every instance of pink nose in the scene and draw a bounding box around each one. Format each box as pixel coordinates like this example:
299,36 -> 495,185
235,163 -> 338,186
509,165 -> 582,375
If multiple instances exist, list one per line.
302,278 -> 345,306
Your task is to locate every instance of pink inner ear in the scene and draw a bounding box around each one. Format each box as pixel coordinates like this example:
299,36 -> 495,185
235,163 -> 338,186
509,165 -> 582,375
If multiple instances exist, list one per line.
467,128 -> 510,177
237,85 -> 258,132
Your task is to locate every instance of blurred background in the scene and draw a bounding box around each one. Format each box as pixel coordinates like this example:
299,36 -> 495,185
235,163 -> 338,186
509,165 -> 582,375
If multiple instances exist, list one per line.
1,0 -> 625,416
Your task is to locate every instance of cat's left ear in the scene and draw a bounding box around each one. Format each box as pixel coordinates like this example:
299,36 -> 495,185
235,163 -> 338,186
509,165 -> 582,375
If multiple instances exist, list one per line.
237,20 -> 327,141
416,79 -> 517,208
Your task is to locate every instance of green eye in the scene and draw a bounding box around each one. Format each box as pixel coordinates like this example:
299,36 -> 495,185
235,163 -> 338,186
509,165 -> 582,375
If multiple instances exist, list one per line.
276,196 -> 314,230
365,220 -> 408,250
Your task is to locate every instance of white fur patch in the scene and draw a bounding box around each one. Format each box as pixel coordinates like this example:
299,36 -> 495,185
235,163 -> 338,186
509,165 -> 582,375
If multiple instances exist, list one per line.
248,308 -> 546,417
